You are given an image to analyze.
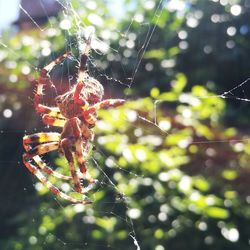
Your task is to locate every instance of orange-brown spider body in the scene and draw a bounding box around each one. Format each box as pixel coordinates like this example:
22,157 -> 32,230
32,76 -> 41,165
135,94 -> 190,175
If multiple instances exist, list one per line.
23,38 -> 125,203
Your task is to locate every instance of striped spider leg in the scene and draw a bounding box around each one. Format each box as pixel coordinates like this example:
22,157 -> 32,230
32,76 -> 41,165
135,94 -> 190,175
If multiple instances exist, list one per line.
23,132 -> 92,204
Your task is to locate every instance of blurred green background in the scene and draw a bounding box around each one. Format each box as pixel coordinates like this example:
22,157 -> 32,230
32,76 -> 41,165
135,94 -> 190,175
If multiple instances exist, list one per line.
1,0 -> 250,249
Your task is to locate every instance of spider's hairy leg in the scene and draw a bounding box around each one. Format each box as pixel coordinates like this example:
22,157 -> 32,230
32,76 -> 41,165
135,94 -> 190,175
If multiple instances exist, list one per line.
73,35 -> 93,106
43,52 -> 71,72
25,142 -> 59,157
60,118 -> 93,194
23,132 -> 71,180
23,154 -> 71,180
48,108 -> 65,118
23,153 -> 92,204
88,99 -> 125,112
73,79 -> 88,106
83,113 -> 97,127
34,99 -> 63,115
60,138 -> 85,194
24,142 -> 60,175
74,41 -> 90,102
33,155 -> 71,180
75,139 -> 98,192
42,114 -> 66,127
83,99 -> 125,124
34,52 -> 71,113
23,132 -> 60,152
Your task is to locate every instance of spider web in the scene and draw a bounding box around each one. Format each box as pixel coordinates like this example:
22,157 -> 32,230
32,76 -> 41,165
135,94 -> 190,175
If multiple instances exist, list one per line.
19,1 -> 143,249
1,0 -> 250,249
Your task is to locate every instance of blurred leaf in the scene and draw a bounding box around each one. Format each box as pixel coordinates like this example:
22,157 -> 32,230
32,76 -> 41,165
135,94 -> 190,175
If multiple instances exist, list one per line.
172,73 -> 187,93
205,207 -> 229,219
193,177 -> 210,192
96,217 -> 117,232
144,49 -> 166,59
222,170 -> 238,180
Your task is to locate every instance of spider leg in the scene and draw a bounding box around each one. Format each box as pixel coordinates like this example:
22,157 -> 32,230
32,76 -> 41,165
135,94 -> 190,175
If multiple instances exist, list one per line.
33,155 -> 72,180
23,153 -> 92,204
73,35 -> 93,106
60,117 -> 94,194
87,99 -> 125,113
23,132 -> 60,152
42,114 -> 66,127
23,132 -> 71,180
60,138 -> 86,194
75,140 -> 98,192
82,99 -> 125,124
83,113 -> 97,126
95,99 -> 125,109
34,52 -> 71,113
25,141 -> 59,157
24,142 -> 67,178
73,79 -> 88,106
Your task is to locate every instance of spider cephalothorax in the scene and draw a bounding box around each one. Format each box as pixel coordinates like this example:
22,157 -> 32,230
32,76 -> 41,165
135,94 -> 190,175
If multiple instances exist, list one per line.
23,37 -> 125,203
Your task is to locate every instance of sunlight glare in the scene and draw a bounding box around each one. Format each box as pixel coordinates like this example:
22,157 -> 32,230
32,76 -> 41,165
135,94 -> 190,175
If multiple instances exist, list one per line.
230,5 -> 242,16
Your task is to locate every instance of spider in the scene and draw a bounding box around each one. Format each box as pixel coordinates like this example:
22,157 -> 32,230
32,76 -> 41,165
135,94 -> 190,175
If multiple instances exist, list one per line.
23,37 -> 125,204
